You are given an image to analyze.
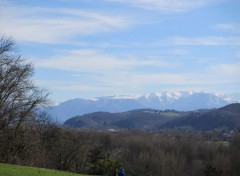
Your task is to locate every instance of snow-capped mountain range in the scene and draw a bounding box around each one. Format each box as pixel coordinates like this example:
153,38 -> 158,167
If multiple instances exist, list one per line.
47,91 -> 239,123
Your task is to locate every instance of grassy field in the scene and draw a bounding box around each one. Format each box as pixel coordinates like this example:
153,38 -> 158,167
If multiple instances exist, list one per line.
159,112 -> 181,118
0,163 -> 91,176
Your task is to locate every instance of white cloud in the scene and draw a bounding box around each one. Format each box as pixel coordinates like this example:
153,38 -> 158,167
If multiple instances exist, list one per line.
35,49 -> 240,100
0,2 -> 131,43
172,36 -> 240,45
236,50 -> 240,58
106,0 -> 220,12
36,80 -> 105,92
101,71 -> 238,87
208,62 -> 240,76
36,49 -> 173,73
167,49 -> 190,56
48,70 -> 240,98
215,23 -> 240,33
35,48 -> 240,93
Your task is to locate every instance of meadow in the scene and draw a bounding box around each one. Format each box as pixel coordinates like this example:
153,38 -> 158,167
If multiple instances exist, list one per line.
0,163 -> 91,176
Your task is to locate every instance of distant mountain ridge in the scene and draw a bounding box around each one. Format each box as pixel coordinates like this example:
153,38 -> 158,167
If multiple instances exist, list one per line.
47,91 -> 239,122
64,103 -> 240,131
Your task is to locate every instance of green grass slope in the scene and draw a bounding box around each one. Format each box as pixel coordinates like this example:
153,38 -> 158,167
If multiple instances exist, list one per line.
0,163 -> 90,176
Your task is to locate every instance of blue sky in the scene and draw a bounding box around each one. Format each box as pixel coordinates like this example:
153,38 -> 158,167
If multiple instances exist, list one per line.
1,0 -> 240,102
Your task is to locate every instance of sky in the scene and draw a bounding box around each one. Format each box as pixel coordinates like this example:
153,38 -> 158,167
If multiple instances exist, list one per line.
0,0 -> 240,102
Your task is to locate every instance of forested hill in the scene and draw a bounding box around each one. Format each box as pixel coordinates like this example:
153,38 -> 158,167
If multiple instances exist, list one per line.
64,103 -> 240,131
64,109 -> 187,130
162,103 -> 240,131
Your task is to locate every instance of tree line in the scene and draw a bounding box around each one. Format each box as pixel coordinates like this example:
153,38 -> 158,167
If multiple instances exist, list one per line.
0,36 -> 240,176
1,120 -> 240,176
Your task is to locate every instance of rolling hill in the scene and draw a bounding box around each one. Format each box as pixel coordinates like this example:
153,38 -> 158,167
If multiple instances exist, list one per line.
64,109 -> 187,130
162,103 -> 240,131
64,103 -> 240,131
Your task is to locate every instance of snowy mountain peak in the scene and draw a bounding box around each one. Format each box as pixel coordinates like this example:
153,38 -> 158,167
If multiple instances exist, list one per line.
162,91 -> 183,99
48,91 -> 239,123
141,91 -> 195,102
111,94 -> 139,100
142,92 -> 161,99
93,94 -> 140,100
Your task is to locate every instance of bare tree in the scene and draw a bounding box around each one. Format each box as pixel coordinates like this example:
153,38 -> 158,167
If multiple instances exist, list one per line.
0,36 -> 48,131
